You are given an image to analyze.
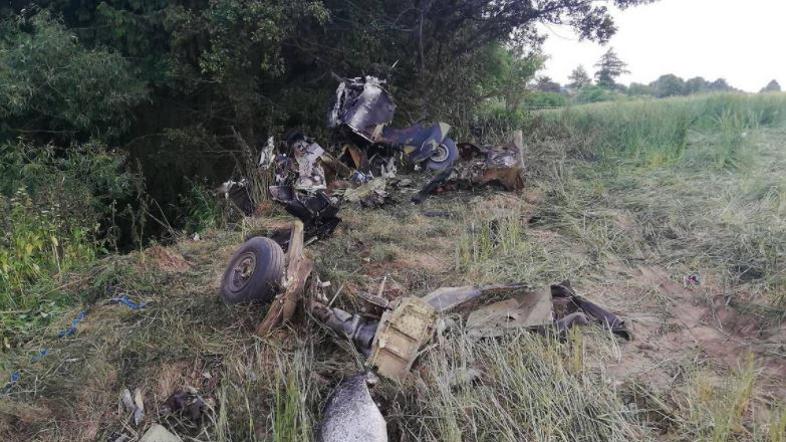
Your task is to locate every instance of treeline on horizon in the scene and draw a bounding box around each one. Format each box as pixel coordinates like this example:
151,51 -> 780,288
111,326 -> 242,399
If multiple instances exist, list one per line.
529,48 -> 782,107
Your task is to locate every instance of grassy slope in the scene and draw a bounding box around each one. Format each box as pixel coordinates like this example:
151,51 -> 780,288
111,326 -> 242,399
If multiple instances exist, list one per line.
1,93 -> 785,441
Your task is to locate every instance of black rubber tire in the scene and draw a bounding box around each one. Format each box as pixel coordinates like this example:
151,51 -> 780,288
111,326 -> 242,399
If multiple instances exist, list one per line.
426,137 -> 458,170
220,237 -> 285,304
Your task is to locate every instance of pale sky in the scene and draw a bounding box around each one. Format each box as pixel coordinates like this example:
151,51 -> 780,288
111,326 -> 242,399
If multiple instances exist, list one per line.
540,0 -> 785,92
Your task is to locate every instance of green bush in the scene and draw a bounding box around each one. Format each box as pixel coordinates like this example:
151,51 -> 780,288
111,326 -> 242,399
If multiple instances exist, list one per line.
524,91 -> 567,109
0,141 -> 138,310
0,190 -> 97,309
573,85 -> 620,104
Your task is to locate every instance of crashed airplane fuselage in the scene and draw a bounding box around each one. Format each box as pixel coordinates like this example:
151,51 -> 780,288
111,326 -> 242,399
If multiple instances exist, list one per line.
328,75 -> 458,171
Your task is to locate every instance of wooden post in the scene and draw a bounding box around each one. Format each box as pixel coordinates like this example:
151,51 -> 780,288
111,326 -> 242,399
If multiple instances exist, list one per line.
256,221 -> 312,335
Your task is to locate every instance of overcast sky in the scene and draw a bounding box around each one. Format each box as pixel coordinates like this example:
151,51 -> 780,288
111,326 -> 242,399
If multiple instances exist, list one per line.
540,0 -> 785,92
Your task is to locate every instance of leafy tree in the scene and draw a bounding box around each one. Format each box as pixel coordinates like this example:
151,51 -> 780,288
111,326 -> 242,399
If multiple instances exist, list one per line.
760,80 -> 782,93
0,11 -> 148,142
594,48 -> 629,88
650,74 -> 686,98
568,65 -> 592,90
480,45 -> 543,111
0,0 -> 656,236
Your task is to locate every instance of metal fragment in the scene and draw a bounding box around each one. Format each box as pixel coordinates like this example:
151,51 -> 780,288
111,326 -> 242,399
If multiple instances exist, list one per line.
318,372 -> 388,442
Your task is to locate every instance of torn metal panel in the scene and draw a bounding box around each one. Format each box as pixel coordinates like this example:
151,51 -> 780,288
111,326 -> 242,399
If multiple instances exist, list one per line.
378,122 -> 456,170
328,76 -> 458,171
258,136 -> 276,169
269,186 -> 341,240
328,76 -> 396,143
292,138 -> 327,191
368,297 -> 437,381
217,179 -> 255,215
455,140 -> 524,191
318,372 -> 388,442
422,283 -> 531,313
341,177 -> 389,207
139,424 -> 182,442
550,280 -> 632,340
464,289 -> 553,338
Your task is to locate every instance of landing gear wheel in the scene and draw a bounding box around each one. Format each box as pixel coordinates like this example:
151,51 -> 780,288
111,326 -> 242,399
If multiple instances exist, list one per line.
220,237 -> 285,304
426,137 -> 458,171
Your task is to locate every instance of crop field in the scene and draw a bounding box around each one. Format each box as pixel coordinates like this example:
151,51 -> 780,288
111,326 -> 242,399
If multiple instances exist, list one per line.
2,93 -> 785,441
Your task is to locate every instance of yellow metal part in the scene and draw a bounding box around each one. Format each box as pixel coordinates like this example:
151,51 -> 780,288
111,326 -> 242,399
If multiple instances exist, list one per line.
368,297 -> 437,381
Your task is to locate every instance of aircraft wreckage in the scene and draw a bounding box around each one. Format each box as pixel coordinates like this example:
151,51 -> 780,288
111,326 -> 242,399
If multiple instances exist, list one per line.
216,76 -> 629,441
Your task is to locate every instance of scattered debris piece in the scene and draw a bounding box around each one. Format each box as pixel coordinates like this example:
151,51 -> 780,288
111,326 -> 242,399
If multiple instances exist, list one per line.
147,246 -> 192,273
120,387 -> 145,426
269,185 -> 341,241
443,367 -> 482,387
58,311 -> 86,337
258,136 -> 276,169
109,295 -> 147,310
411,167 -> 454,204
217,179 -> 255,216
291,134 -> 328,191
310,302 -> 379,356
554,312 -> 591,334
161,387 -> 212,424
422,283 -> 531,313
454,131 -> 524,191
683,272 -> 701,287
368,297 -> 437,381
421,210 -> 454,218
1,371 -> 20,395
550,280 -> 632,340
341,177 -> 389,207
30,348 -> 49,362
138,424 -> 182,442
318,372 -> 388,442
465,289 -> 554,338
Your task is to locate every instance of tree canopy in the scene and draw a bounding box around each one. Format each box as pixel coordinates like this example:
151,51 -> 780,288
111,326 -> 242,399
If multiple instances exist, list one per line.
0,0 -> 656,237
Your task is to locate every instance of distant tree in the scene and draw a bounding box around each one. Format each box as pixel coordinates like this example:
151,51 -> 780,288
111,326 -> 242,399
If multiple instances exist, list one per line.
650,74 -> 686,98
568,65 -> 592,90
684,77 -> 710,95
760,80 -> 782,93
534,75 -> 562,93
594,48 -> 629,88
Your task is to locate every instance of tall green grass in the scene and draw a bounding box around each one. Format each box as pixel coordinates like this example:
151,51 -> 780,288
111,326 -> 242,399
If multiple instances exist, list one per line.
537,93 -> 786,167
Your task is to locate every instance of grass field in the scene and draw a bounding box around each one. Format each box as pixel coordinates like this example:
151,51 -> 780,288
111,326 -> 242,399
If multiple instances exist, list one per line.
1,93 -> 785,441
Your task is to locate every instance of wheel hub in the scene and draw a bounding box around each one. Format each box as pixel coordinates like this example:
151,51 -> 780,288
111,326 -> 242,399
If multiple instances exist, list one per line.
230,252 -> 257,292
430,143 -> 450,163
